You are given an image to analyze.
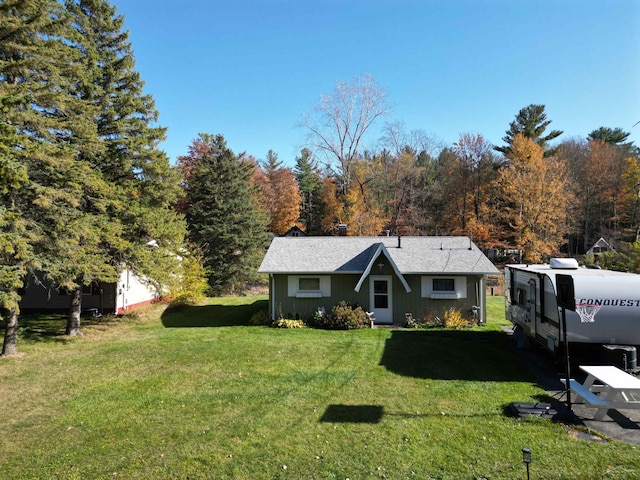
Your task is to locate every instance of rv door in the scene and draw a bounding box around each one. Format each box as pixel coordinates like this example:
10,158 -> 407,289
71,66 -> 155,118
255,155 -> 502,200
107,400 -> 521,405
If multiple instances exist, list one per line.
526,278 -> 537,336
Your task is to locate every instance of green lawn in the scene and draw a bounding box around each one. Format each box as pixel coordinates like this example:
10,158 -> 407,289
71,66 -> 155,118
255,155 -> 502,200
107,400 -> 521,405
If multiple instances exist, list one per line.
1,296 -> 638,479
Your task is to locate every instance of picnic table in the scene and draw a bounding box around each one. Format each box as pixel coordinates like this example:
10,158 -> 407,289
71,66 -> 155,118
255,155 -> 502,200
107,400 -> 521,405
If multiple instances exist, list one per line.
562,365 -> 640,420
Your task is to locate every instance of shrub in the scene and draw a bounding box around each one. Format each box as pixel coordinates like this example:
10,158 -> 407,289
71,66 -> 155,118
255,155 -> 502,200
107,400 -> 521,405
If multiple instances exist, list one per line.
169,248 -> 209,307
324,301 -> 370,330
422,311 -> 443,328
443,307 -> 469,329
305,307 -> 326,329
249,309 -> 271,326
403,312 -> 418,328
273,318 -> 306,329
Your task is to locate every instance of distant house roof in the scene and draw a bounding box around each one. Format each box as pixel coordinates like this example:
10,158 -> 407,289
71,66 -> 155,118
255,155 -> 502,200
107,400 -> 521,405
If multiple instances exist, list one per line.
258,236 -> 499,275
586,237 -> 613,255
280,225 -> 306,237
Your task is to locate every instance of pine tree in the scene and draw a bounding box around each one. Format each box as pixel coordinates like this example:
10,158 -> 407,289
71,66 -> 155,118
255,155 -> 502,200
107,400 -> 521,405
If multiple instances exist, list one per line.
0,0 -> 99,350
295,148 -> 322,234
55,0 -> 185,334
0,93 -> 33,355
588,127 -> 631,146
185,134 -> 268,294
495,104 -> 563,156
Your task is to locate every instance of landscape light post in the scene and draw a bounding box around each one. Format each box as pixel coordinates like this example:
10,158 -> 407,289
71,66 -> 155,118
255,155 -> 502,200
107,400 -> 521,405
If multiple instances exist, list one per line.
522,448 -> 532,480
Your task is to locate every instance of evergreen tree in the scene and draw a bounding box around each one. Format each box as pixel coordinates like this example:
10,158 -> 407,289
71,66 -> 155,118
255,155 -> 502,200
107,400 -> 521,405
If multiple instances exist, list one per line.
588,127 -> 638,157
588,127 -> 631,146
185,134 -> 268,294
495,104 -> 563,156
295,148 -> 323,234
0,0 -> 185,344
54,0 -> 185,334
0,93 -> 33,355
0,0 -> 100,351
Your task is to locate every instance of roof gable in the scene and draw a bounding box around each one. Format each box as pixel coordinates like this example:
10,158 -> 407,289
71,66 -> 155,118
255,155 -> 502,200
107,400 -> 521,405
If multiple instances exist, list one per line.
354,243 -> 411,293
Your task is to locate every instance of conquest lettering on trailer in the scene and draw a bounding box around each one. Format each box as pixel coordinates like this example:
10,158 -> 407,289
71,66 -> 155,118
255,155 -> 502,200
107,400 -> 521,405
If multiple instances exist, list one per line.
577,299 -> 640,307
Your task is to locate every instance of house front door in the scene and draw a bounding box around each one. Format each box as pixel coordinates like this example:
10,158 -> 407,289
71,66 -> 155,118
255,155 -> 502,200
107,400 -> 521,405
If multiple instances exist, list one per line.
370,276 -> 393,324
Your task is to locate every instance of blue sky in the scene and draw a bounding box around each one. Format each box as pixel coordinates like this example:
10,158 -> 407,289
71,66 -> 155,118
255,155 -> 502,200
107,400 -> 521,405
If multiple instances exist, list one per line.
114,0 -> 640,166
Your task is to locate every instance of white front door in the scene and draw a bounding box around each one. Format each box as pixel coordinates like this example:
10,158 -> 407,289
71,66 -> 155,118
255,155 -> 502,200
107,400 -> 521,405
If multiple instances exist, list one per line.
370,276 -> 393,324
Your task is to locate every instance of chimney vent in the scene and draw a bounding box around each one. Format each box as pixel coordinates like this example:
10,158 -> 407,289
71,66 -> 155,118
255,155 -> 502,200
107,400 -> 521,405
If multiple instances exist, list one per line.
397,235 -> 402,248
338,224 -> 348,236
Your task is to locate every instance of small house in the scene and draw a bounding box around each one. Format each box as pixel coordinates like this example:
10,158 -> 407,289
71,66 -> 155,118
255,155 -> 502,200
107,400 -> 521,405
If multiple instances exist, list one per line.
281,225 -> 306,237
258,236 -> 500,325
19,269 -> 163,316
586,237 -> 613,257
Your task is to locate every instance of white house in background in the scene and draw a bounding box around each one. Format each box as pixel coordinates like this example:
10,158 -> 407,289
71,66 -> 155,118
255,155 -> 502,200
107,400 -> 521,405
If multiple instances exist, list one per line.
19,268 -> 164,315
586,237 -> 613,257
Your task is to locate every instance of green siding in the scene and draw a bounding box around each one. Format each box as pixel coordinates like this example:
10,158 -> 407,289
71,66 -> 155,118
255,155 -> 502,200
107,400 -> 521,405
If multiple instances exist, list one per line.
269,271 -> 487,325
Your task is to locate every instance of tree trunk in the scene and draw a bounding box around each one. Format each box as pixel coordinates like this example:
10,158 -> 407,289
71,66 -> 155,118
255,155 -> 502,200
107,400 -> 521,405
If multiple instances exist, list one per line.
66,287 -> 83,336
1,308 -> 19,356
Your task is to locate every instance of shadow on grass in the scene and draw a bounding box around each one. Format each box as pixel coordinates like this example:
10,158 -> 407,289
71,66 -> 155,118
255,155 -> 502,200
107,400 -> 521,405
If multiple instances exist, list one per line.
161,300 -> 268,328
379,329 -> 534,382
320,404 -> 384,423
320,404 -> 510,424
0,313 -> 121,344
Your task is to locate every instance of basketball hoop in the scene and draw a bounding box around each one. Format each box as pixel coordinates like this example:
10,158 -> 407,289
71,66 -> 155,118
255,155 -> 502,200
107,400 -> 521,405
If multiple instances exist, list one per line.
575,303 -> 601,323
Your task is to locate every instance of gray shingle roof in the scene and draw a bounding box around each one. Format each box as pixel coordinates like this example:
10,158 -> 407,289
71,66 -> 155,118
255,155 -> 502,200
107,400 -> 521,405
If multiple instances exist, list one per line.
258,236 -> 499,275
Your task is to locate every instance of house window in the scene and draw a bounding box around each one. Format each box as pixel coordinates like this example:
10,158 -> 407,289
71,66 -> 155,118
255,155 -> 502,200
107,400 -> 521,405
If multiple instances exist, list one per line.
288,276 -> 330,298
433,278 -> 455,293
421,276 -> 467,299
299,277 -> 320,292
82,281 -> 101,295
373,280 -> 389,308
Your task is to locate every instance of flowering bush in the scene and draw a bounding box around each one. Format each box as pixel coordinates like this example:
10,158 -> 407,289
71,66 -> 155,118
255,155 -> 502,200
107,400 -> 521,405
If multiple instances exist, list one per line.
443,307 -> 469,329
273,318 -> 306,329
324,301 -> 370,330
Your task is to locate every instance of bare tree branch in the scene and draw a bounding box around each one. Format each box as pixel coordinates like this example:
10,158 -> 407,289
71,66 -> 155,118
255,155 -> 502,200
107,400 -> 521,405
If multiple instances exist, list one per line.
300,74 -> 391,190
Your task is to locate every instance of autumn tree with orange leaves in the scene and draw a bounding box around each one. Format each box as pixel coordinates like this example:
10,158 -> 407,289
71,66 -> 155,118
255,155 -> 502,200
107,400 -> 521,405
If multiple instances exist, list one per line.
257,150 -> 302,235
497,134 -> 569,262
343,170 -> 387,236
319,177 -> 344,234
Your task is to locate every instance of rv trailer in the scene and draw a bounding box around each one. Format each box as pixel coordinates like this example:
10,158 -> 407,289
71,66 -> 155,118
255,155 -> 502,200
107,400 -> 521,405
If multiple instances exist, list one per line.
505,259 -> 640,365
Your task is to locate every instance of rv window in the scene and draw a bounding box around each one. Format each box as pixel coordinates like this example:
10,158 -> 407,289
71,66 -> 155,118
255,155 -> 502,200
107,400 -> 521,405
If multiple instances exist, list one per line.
516,288 -> 527,305
516,288 -> 526,306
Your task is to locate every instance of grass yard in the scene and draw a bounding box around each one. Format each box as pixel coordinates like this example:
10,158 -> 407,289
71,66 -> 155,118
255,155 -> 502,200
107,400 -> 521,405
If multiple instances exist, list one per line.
1,296 -> 638,479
